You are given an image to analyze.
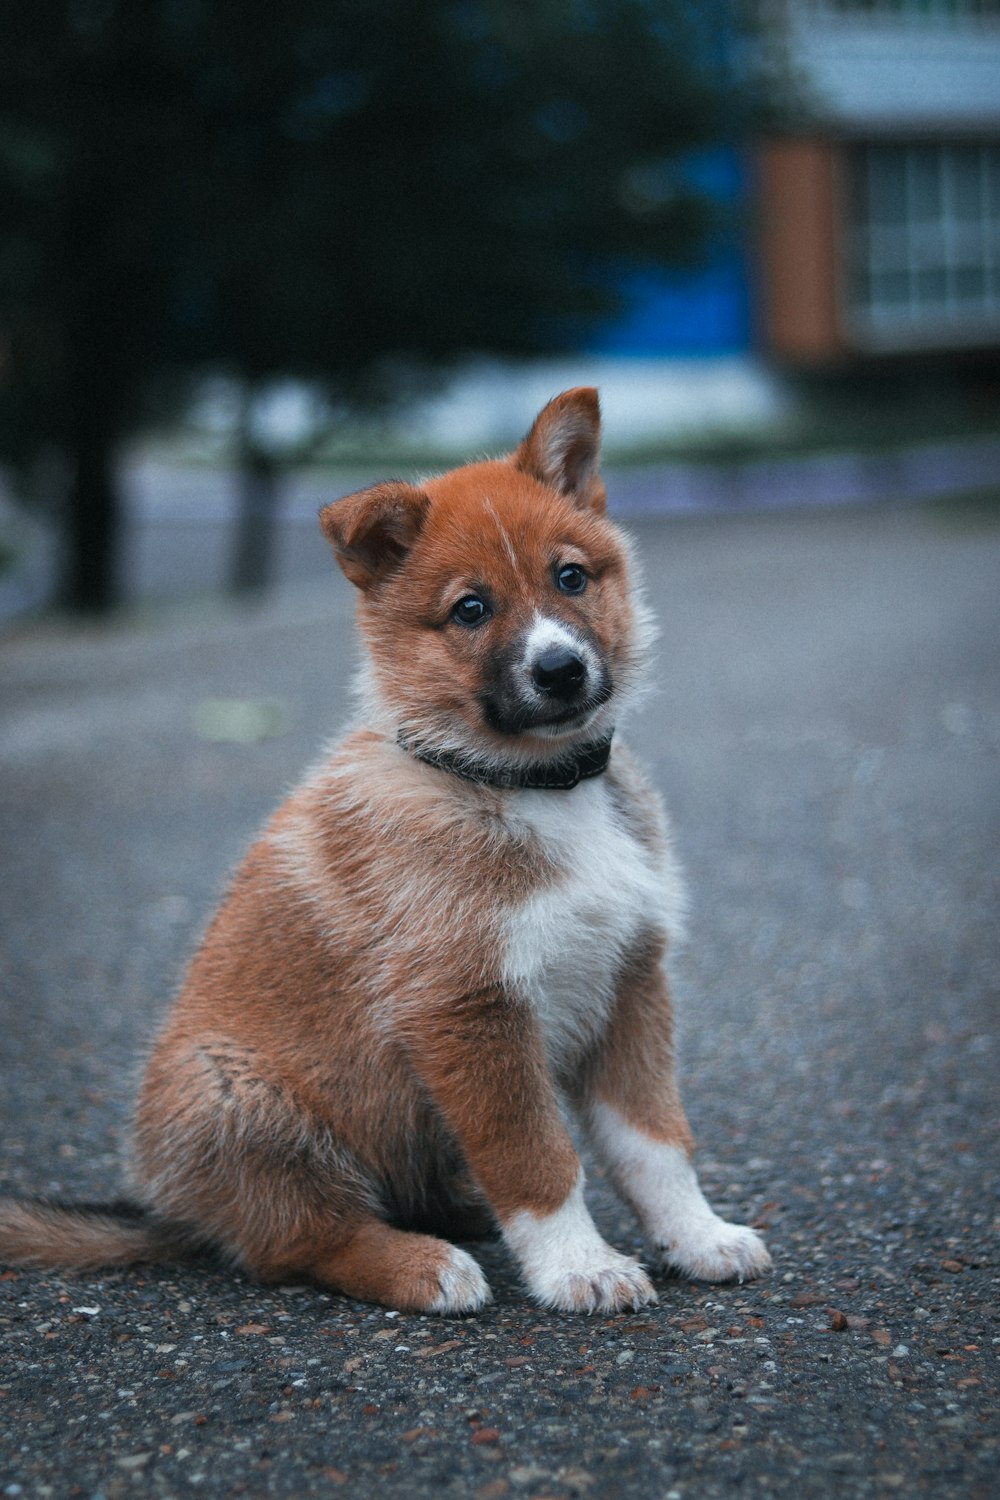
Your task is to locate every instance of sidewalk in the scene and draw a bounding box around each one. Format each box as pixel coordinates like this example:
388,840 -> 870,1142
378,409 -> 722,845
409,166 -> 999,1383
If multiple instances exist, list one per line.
2,432 -> 999,617
1,502 -> 998,1499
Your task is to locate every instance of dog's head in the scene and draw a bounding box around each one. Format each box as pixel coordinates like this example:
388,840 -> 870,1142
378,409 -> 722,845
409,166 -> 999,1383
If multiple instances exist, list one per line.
320,388 -> 652,773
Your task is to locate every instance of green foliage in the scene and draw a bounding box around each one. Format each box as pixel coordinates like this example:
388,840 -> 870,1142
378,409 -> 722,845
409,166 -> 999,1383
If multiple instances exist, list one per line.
0,0 -> 750,606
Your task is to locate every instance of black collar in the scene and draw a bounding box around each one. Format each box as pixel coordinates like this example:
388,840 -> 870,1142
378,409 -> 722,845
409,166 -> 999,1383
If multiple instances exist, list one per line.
396,729 -> 614,791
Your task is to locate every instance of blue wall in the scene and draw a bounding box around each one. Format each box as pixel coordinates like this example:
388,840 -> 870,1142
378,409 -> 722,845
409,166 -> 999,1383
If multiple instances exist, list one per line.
592,148 -> 752,357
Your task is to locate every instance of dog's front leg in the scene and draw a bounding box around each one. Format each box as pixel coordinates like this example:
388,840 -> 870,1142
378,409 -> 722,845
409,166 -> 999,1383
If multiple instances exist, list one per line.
403,985 -> 655,1313
578,938 -> 772,1283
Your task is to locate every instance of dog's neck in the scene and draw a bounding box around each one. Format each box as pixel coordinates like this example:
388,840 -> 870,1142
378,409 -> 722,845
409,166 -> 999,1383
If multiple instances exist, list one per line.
396,729 -> 614,792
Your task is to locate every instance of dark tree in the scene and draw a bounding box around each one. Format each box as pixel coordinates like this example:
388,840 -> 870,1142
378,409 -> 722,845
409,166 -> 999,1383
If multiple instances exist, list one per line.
0,0 -> 748,612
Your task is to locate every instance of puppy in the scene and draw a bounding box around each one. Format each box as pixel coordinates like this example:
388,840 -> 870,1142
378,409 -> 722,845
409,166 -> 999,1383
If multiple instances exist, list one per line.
0,388 -> 770,1313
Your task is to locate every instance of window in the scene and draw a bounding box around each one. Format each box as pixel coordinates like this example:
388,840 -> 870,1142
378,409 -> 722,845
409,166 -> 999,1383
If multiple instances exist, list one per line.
847,140 -> 1000,348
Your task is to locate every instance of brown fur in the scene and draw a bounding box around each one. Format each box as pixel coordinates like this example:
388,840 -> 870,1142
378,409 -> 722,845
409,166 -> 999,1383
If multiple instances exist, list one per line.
0,389 -> 770,1311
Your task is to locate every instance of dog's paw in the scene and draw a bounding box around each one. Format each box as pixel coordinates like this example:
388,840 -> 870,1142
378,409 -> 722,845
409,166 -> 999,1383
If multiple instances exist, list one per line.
504,1172 -> 658,1313
427,1245 -> 494,1315
529,1250 -> 657,1314
652,1216 -> 772,1284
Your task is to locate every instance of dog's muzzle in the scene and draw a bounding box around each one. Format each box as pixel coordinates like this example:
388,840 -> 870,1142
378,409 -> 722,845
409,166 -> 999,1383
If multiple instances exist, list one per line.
482,625 -> 611,736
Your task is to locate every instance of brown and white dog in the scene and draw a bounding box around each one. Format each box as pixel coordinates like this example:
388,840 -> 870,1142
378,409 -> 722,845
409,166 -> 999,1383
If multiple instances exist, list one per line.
0,388 -> 770,1313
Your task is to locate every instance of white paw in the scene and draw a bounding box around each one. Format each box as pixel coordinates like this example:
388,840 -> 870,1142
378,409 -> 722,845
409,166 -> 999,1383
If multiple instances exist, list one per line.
428,1245 -> 493,1314
652,1215 -> 772,1283
503,1171 -> 657,1314
530,1249 -> 657,1314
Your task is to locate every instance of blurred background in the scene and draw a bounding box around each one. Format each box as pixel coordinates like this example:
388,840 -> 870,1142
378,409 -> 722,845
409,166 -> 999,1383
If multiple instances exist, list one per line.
0,0 -> 998,617
3,13 -> 1000,1492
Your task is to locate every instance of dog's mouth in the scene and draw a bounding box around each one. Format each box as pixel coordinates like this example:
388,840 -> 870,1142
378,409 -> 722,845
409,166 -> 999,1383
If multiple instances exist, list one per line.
480,677 -> 613,739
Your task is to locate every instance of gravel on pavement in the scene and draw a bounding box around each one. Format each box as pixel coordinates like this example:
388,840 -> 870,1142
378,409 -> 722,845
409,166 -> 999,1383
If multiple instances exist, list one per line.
1,498 -> 997,1499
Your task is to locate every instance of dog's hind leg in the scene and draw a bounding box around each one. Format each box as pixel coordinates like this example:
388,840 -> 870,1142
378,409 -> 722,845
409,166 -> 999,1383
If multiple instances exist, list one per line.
211,1145 -> 493,1312
577,936 -> 772,1284
140,1116 -> 492,1313
132,1041 -> 492,1312
295,1219 -> 492,1314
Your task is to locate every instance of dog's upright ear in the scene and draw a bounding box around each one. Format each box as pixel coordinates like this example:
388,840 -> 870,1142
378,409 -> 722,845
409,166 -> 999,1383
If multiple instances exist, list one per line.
513,387 -> 605,513
320,481 -> 430,591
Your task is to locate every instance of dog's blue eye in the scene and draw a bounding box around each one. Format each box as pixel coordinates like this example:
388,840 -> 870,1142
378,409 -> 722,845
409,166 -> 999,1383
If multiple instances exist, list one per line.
451,595 -> 491,626
556,564 -> 587,595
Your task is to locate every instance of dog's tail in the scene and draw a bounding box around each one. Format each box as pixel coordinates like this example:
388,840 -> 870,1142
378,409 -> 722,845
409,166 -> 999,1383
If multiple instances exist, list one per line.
0,1196 -> 199,1272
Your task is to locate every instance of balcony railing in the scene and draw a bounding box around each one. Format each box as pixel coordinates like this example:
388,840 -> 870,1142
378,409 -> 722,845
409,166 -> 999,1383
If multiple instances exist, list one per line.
808,0 -> 999,20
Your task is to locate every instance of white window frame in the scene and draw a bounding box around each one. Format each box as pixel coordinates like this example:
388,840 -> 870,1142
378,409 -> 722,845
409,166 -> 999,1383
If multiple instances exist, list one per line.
846,139 -> 1000,349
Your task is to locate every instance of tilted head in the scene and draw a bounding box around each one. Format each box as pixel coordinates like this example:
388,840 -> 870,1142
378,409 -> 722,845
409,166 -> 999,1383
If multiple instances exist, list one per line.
319,388 -> 652,781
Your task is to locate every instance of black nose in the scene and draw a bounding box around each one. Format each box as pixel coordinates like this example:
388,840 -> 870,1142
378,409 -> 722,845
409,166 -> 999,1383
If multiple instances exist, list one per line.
531,646 -> 587,700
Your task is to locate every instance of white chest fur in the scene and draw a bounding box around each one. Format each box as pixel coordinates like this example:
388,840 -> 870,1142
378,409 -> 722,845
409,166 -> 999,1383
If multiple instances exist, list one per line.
499,777 -> 683,1071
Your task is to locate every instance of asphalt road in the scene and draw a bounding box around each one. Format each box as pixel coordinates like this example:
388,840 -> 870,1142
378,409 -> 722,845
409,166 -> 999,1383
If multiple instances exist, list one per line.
1,498 -> 998,1499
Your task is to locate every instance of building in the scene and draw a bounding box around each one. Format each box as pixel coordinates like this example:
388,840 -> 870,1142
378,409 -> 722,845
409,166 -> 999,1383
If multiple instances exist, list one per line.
298,3 -> 1000,452
755,0 -> 1000,362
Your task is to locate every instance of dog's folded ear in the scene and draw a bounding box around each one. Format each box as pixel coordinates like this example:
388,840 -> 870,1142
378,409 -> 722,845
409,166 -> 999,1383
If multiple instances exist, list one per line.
513,387 -> 605,513
320,481 -> 430,590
